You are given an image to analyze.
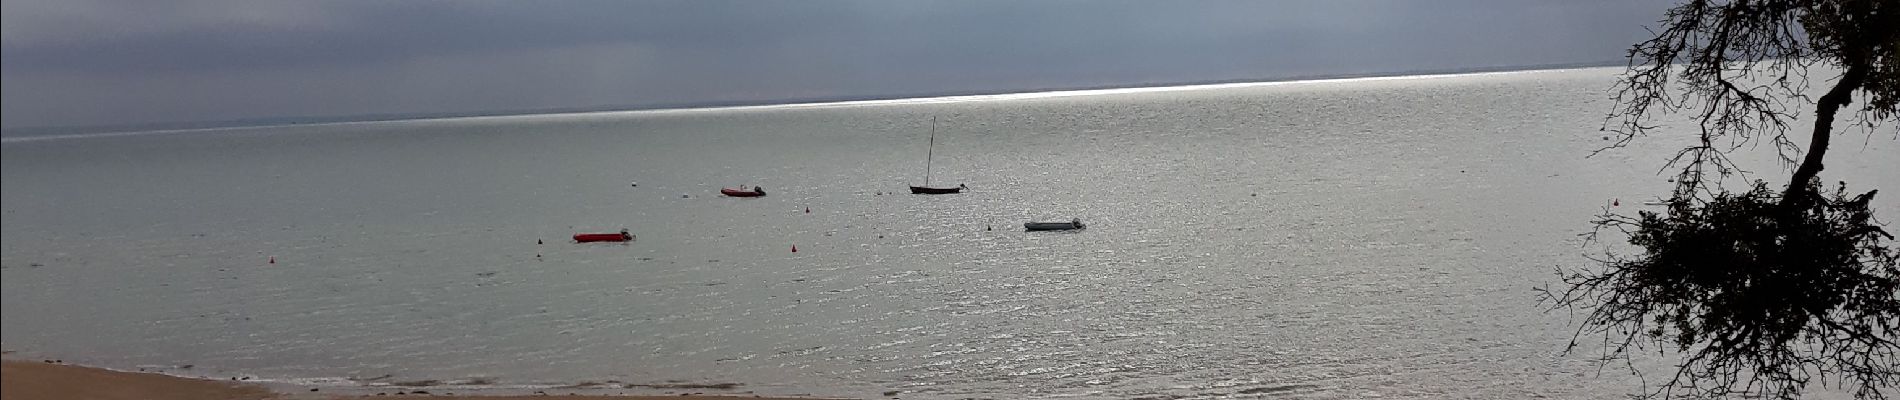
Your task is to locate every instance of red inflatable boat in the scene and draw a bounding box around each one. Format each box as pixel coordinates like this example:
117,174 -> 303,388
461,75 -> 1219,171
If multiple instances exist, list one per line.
574,229 -> 633,243
721,186 -> 766,197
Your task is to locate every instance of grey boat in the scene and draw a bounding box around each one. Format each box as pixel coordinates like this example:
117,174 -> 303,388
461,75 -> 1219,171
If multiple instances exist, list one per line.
1025,218 -> 1085,231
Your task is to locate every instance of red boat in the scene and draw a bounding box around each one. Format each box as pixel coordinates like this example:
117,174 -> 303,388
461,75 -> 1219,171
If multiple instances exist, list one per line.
574,229 -> 633,243
721,186 -> 766,197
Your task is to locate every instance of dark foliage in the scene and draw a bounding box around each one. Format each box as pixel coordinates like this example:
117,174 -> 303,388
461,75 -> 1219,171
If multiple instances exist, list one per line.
1554,1 -> 1899,397
1548,182 -> 1899,399
1599,0 -> 1896,200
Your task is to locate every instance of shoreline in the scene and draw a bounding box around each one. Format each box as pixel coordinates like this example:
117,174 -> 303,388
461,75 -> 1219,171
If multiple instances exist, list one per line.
1,361 -> 844,400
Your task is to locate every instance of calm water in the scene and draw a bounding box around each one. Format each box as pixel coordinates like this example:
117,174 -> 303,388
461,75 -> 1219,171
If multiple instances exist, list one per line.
4,67 -> 1894,399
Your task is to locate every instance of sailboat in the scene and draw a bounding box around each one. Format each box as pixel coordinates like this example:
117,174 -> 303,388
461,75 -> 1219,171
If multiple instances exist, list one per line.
910,116 -> 966,194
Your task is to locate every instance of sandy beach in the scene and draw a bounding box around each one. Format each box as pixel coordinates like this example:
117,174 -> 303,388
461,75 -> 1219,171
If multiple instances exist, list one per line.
1,361 -> 839,400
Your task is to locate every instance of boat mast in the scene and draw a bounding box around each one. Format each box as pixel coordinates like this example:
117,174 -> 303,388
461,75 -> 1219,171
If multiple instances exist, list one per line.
924,116 -> 936,187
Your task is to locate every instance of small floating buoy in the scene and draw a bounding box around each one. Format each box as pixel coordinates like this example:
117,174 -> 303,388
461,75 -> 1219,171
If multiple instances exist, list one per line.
805,206 -> 810,213
1613,199 -> 1620,206
987,225 -> 992,231
792,245 -> 798,253
268,256 -> 274,264
537,239 -> 543,245
630,182 -> 638,187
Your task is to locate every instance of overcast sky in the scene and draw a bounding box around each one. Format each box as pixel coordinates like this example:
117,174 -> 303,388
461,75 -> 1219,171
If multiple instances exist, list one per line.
0,0 -> 1668,130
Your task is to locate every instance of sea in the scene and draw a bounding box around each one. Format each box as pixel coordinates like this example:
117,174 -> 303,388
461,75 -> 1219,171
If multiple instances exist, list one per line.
3,67 -> 1895,399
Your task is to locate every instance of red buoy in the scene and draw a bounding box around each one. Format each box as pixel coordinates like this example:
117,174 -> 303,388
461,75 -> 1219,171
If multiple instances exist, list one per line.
792,245 -> 798,253
268,256 -> 275,264
1613,199 -> 1620,206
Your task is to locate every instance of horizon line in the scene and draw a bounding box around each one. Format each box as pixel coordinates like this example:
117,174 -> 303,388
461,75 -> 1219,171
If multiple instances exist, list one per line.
2,63 -> 1615,144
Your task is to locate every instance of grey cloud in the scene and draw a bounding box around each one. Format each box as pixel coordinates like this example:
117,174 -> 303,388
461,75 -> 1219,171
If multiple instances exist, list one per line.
2,0 -> 1669,129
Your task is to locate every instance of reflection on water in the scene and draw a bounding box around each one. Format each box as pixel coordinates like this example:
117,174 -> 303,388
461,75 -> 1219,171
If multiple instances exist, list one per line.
3,67 -> 1894,399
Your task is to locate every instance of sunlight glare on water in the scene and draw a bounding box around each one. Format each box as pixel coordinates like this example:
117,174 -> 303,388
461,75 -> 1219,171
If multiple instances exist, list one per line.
3,67 -> 1894,399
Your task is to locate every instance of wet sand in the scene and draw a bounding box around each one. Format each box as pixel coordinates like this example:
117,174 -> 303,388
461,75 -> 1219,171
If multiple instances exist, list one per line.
1,361 -> 840,400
